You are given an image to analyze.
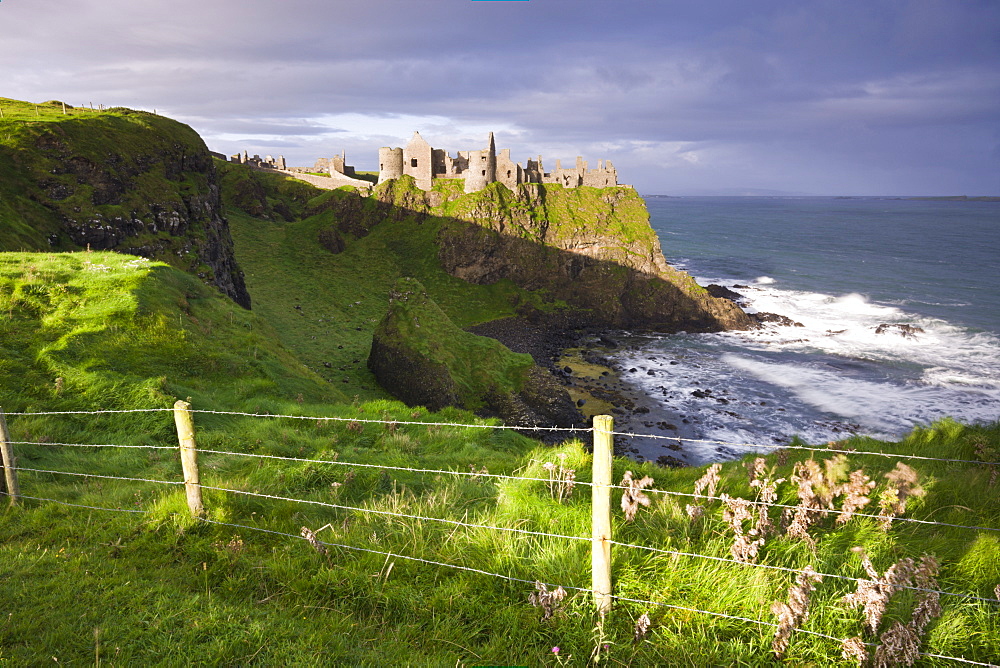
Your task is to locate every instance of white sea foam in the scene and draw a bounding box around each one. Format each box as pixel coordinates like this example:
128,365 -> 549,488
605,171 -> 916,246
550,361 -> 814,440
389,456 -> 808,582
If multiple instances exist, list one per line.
719,280 -> 1000,383
613,276 -> 1000,461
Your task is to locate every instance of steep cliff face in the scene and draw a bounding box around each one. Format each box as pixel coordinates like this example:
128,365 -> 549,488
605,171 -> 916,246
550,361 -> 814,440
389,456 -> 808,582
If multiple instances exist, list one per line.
430,180 -> 751,332
0,105 -> 250,308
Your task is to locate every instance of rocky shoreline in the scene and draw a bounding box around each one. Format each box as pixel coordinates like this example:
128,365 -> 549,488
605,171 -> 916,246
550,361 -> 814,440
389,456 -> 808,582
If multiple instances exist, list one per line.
467,315 -> 699,466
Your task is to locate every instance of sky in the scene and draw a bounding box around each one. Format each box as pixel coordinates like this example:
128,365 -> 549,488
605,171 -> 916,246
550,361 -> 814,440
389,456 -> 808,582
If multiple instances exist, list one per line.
2,0 -> 998,195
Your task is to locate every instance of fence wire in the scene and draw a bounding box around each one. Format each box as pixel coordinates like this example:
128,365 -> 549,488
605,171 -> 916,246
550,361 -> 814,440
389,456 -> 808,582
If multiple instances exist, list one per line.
11,434 -> 1000,537
188,446 -> 1000,535
610,430 -> 1000,467
12,465 -> 183,487
0,490 -> 149,513
188,408 -> 589,433
198,483 -> 591,544
7,405 -> 997,467
8,440 -> 177,450
193,480 -> 995,606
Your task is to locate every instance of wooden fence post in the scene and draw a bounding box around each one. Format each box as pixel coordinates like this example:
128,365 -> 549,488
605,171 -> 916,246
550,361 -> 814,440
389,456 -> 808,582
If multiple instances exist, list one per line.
173,400 -> 204,517
0,407 -> 20,505
592,414 -> 614,616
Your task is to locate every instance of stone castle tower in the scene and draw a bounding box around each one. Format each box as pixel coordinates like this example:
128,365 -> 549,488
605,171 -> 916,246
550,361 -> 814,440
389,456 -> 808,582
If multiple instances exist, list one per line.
377,132 -> 619,193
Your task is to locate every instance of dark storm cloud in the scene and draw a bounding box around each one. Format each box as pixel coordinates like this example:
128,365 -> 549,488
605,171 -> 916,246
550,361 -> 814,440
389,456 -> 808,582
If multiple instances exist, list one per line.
2,0 -> 997,194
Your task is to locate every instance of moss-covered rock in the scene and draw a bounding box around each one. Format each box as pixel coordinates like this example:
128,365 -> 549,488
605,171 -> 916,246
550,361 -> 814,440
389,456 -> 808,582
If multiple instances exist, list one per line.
0,102 -> 250,308
368,278 -> 580,426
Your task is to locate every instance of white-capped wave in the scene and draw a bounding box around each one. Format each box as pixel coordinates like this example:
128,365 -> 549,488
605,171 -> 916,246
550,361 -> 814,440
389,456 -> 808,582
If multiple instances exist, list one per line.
754,276 -> 776,285
610,278 -> 1000,462
722,354 -> 939,433
703,279 -> 1000,383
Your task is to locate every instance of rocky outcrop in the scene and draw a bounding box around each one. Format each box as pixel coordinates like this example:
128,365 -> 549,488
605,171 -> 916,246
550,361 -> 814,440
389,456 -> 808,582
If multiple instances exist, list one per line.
309,177 -> 751,333
750,312 -> 805,328
2,109 -> 250,308
368,278 -> 581,427
434,183 -> 752,332
875,323 -> 925,338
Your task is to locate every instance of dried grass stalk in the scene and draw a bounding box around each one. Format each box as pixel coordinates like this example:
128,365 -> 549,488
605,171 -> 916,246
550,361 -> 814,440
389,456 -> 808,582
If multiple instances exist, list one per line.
877,463 -> 924,530
871,554 -> 942,666
837,469 -> 877,525
873,622 -> 921,667
721,493 -> 767,562
771,566 -> 823,658
634,613 -> 652,642
693,463 -> 722,500
300,525 -> 335,568
685,504 -> 705,521
528,581 -> 567,620
542,453 -> 577,503
841,636 -> 869,664
687,462 -> 722,521
620,470 -> 654,522
843,548 -> 916,634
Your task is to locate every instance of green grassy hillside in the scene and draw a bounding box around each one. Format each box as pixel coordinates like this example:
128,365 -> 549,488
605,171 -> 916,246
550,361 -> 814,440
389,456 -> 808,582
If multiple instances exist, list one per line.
1,107 -> 998,665
0,252 -> 997,664
220,165 -> 560,396
0,251 -> 341,416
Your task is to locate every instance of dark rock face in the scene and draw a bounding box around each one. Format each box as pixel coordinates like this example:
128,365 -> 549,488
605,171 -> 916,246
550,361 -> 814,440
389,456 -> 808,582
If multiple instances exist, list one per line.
875,323 -> 925,338
317,227 -> 346,254
437,216 -> 752,332
11,114 -> 250,309
57,154 -> 250,309
427,183 -> 752,333
367,337 -> 460,411
749,312 -> 805,328
706,284 -> 747,303
480,366 -> 582,430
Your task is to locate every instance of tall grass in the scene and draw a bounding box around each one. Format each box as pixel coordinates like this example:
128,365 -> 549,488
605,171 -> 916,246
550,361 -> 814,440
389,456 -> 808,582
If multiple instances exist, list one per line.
3,398 -> 998,664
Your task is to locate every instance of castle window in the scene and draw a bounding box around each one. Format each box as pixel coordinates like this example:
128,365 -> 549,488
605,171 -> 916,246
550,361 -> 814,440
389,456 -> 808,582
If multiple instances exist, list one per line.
507,170 -> 511,178
411,158 -> 418,167
482,170 -> 486,176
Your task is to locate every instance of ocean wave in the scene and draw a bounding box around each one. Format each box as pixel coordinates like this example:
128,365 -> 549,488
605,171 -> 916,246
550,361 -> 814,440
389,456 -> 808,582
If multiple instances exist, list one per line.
609,276 -> 1000,459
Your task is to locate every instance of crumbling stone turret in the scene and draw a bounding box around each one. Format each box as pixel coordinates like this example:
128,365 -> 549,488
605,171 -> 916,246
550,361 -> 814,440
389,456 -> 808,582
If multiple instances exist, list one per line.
377,131 -> 620,192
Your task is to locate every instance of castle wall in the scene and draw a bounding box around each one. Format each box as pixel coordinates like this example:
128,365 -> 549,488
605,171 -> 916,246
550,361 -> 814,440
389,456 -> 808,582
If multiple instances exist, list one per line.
378,147 -> 404,183
378,133 -> 618,192
496,148 -> 520,189
464,149 -> 487,193
402,131 -> 433,190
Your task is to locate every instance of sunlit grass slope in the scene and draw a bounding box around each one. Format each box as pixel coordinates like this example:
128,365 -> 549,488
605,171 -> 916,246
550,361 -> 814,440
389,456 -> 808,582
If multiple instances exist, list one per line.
0,251 -> 343,416
0,139 -> 997,665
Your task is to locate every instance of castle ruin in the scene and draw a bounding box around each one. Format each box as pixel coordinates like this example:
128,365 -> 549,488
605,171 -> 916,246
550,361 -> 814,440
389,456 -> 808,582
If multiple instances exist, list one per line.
378,132 -> 619,193
230,150 -> 286,170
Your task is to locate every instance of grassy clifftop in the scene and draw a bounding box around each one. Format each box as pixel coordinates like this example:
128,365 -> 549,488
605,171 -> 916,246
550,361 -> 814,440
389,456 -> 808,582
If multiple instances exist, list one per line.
0,98 -> 250,306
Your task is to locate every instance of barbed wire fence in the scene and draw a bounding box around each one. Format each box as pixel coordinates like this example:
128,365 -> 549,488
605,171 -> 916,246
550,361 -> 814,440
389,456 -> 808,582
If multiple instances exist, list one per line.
1,402 -> 998,665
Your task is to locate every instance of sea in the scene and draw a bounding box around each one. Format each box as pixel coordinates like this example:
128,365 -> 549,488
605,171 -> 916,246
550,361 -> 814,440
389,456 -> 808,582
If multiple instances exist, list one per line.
613,196 -> 1000,465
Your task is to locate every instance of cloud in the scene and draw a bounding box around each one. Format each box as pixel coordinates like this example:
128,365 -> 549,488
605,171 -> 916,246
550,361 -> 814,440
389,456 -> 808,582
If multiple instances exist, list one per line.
1,0 -> 998,194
